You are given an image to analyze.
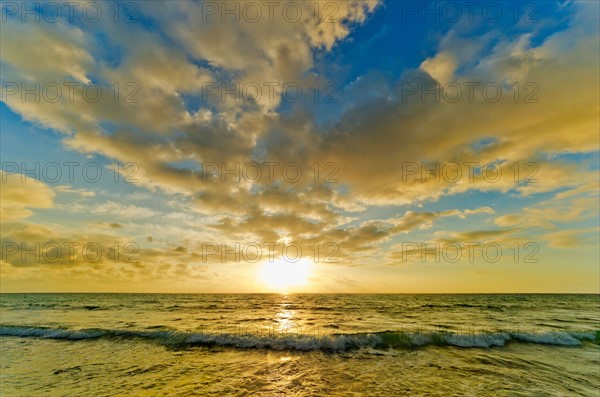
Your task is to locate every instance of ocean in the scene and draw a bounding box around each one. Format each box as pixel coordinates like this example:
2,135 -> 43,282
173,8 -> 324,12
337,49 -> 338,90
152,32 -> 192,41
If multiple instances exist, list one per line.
1,294 -> 598,396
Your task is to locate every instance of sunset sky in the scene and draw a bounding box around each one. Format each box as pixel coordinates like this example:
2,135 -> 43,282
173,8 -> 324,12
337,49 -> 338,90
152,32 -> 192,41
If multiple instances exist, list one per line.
1,0 -> 598,293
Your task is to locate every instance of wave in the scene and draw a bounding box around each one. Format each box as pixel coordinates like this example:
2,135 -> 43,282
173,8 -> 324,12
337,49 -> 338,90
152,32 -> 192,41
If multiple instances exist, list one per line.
2,303 -> 114,311
1,325 -> 598,352
417,303 -> 505,311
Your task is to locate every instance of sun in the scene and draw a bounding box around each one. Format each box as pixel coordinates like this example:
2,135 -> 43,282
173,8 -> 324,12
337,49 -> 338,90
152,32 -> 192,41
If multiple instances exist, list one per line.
260,258 -> 312,292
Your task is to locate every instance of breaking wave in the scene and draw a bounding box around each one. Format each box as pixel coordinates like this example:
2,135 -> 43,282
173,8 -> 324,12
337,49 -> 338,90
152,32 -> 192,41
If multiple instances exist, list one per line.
1,325 -> 598,352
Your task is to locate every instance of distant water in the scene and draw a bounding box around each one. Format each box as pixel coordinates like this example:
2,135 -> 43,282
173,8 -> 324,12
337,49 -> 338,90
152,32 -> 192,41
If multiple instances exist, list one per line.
1,294 -> 599,396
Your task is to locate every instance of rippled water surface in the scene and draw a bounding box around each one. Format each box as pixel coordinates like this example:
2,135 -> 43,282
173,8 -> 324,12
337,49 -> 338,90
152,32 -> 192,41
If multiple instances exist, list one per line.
1,294 -> 599,396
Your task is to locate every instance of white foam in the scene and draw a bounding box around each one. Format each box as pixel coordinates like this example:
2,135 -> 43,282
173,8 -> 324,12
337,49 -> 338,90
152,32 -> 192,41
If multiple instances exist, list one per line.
1,325 -> 597,351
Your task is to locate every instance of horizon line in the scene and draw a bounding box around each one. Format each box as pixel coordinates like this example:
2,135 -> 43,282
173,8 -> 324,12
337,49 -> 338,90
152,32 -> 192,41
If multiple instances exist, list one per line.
1,292 -> 599,295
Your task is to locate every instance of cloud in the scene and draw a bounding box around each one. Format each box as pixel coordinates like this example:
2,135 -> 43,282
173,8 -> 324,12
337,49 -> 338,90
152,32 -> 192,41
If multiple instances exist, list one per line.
541,228 -> 599,248
495,182 -> 599,229
0,1 -> 597,290
91,201 -> 158,218
0,171 -> 56,221
420,52 -> 457,85
0,220 -> 212,286
3,1 -> 596,217
54,185 -> 96,198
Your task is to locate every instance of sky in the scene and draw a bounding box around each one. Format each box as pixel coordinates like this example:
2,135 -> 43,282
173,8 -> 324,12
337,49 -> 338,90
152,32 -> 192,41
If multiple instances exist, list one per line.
0,0 -> 599,293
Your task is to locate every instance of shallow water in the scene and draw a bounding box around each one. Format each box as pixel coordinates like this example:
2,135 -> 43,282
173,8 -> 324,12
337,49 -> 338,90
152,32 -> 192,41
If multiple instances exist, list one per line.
1,294 -> 599,396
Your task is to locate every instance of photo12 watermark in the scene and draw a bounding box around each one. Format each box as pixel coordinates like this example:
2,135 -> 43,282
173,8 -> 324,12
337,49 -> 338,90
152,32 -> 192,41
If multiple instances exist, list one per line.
200,81 -> 339,104
200,241 -> 339,263
1,1 -> 140,24
400,81 -> 539,104
1,81 -> 139,104
187,1 -> 350,24
1,162 -> 140,184
200,161 -> 339,184
397,1 -> 539,24
399,161 -> 539,184
397,241 -> 540,263
1,241 -> 139,264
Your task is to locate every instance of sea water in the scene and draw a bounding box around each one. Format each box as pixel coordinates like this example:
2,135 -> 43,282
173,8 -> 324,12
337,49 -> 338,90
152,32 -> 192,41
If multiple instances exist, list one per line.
1,294 -> 598,396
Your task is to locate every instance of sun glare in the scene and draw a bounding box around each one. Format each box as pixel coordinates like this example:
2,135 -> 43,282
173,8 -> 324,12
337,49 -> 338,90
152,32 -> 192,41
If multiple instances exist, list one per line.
260,258 -> 312,292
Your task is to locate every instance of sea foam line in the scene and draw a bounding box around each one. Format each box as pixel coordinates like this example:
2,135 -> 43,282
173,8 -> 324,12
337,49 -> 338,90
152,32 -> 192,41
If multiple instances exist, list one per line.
1,325 -> 598,352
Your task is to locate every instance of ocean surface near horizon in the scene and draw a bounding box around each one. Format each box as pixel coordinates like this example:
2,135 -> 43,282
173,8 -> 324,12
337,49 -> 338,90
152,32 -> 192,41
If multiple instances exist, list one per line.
1,293 -> 599,396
